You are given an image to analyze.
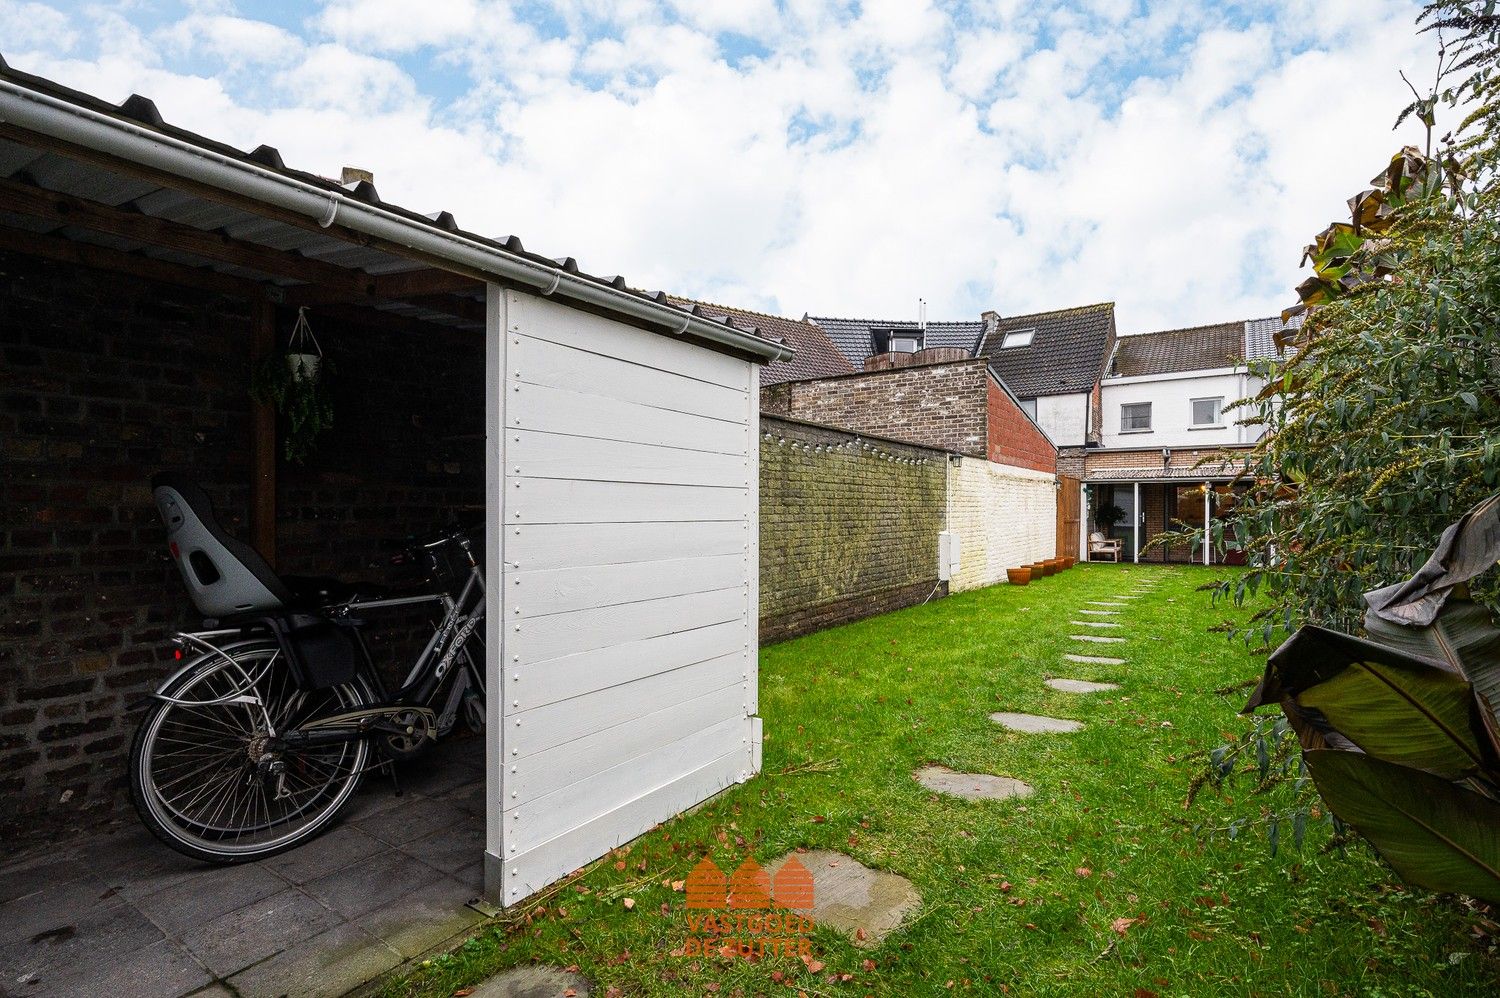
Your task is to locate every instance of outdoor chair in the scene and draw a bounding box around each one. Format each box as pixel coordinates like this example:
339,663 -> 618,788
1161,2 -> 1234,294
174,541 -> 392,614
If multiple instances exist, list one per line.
1088,531 -> 1123,562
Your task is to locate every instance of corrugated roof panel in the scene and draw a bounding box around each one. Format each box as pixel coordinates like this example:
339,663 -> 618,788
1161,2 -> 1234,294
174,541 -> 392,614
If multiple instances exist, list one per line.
24,153 -> 159,206
0,136 -> 44,177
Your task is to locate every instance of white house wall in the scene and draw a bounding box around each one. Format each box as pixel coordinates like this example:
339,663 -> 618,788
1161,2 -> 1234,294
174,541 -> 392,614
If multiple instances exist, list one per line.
1100,371 -> 1259,449
947,459 -> 1057,591
486,287 -> 760,907
1033,392 -> 1090,447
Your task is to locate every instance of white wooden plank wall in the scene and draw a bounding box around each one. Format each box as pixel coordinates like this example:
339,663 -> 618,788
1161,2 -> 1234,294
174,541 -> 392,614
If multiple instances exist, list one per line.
493,289 -> 760,906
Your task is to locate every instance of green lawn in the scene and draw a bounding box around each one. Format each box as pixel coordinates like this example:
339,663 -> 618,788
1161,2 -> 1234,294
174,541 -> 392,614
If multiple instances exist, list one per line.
384,564 -> 1499,997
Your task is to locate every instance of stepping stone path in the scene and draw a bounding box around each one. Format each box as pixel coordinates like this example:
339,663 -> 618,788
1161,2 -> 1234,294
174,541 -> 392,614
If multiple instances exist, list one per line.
765,850 -> 920,948
1045,678 -> 1120,694
1071,620 -> 1123,628
989,711 -> 1083,733
1064,654 -> 1125,665
913,765 -> 1035,802
472,965 -> 592,998
1078,609 -> 1119,616
1072,634 -> 1125,643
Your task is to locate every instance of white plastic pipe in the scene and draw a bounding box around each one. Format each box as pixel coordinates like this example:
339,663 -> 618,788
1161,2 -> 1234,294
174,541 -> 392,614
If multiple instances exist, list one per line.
0,78 -> 794,365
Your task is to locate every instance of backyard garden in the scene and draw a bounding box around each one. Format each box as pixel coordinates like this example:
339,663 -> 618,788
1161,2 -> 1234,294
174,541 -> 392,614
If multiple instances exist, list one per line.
383,565 -> 1500,997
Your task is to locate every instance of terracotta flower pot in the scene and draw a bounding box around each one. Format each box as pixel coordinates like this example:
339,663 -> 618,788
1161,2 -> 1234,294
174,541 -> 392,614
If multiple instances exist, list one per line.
1032,561 -> 1053,577
1063,556 -> 1077,569
1047,557 -> 1066,572
1007,567 -> 1031,585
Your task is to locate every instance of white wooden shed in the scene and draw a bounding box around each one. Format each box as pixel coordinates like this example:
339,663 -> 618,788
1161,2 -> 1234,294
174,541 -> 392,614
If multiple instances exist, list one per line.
485,289 -> 768,903
0,57 -> 791,907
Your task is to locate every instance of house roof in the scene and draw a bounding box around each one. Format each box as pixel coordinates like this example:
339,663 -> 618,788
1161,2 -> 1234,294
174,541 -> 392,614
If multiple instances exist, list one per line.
977,302 -> 1117,398
808,315 -> 983,368
1243,314 -> 1303,361
1110,314 -> 1307,378
1111,321 -> 1243,377
669,298 -> 854,385
0,54 -> 790,365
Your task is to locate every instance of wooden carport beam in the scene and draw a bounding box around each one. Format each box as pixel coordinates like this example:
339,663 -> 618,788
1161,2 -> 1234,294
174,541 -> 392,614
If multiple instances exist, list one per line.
250,300 -> 277,565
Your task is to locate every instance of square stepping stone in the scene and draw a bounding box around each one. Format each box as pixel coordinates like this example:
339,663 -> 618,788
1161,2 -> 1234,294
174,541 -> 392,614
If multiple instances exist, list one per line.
765,850 -> 920,948
990,712 -> 1083,733
472,965 -> 592,997
1064,654 -> 1125,665
1072,634 -> 1125,643
914,765 -> 1034,801
1046,678 -> 1120,693
1070,620 -> 1123,628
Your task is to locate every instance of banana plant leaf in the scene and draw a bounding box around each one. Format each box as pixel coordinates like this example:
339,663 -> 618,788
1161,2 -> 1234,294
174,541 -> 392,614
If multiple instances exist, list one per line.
1244,623 -> 1500,780
1304,750 -> 1500,905
1365,492 -> 1500,627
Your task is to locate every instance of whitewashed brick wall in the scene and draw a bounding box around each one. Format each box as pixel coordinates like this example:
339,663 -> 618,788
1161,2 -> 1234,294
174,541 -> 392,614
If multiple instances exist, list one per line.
947,459 -> 1057,591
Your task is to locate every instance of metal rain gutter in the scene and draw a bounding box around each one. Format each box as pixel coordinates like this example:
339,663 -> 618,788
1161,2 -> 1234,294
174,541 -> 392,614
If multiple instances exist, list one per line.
0,79 -> 795,365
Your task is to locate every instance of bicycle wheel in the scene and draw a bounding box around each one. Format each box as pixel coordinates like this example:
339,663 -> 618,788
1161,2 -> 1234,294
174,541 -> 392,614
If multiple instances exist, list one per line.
129,640 -> 372,863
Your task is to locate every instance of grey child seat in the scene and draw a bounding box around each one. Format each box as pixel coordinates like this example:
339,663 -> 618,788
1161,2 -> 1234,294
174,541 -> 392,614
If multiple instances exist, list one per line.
152,473 -> 362,618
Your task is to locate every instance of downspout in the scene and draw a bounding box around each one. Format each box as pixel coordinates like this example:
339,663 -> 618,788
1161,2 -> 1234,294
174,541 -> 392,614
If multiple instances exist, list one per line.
0,79 -> 794,366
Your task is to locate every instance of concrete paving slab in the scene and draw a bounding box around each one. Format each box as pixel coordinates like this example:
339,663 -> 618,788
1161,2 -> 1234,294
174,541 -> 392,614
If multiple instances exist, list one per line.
178,886 -> 343,978
1064,654 -> 1126,665
915,765 -> 1034,801
89,827 -> 206,901
41,935 -> 213,998
1072,634 -> 1126,643
438,780 -> 487,816
1077,609 -> 1120,616
765,850 -> 920,948
1046,678 -> 1121,693
402,819 -> 486,875
0,901 -> 167,993
303,846 -> 447,920
354,797 -> 472,847
1071,620 -> 1123,628
989,712 -> 1084,733
132,860 -> 288,937
264,823 -> 389,886
227,921 -> 402,998
472,965 -> 593,998
361,875 -> 486,960
0,856 -> 91,906
0,869 -> 126,945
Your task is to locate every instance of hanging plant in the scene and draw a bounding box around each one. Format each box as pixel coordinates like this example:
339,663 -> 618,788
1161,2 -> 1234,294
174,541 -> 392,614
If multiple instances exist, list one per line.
250,307 -> 334,464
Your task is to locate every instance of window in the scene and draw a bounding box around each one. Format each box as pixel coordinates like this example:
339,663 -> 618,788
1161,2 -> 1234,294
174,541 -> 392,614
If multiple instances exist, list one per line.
1191,397 -> 1223,427
1001,328 -> 1034,348
1020,398 -> 1037,419
873,329 -> 921,353
1120,401 -> 1152,432
889,336 -> 920,353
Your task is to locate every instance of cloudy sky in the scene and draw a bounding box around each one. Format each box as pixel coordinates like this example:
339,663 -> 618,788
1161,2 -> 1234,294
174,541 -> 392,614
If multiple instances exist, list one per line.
1,0 -> 1438,332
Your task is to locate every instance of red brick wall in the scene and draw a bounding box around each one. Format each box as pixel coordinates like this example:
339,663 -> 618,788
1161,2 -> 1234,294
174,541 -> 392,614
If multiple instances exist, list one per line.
986,379 -> 1056,474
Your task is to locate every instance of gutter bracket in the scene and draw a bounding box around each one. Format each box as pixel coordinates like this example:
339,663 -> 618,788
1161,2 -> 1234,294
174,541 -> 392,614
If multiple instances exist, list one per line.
317,193 -> 340,228
540,270 -> 562,296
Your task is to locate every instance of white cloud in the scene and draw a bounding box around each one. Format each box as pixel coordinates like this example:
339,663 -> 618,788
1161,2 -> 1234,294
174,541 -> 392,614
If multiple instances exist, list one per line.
0,0 -> 1442,334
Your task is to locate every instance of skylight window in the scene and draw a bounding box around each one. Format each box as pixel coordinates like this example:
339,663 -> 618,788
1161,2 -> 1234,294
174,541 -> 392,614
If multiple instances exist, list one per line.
1001,328 -> 1035,348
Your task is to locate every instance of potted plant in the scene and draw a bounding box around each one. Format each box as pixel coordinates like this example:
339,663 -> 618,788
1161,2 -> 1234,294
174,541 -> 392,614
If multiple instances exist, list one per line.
251,307 -> 334,464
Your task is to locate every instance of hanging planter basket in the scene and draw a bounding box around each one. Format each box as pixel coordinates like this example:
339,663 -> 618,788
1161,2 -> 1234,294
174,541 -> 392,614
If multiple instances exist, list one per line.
251,307 -> 334,464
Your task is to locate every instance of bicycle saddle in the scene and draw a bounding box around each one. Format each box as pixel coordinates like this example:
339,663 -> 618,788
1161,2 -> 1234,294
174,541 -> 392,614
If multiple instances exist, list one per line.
151,473 -> 377,617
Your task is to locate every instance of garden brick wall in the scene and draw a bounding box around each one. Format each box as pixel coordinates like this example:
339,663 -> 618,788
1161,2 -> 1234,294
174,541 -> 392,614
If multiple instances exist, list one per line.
0,249 -> 483,841
761,360 -> 990,457
947,459 -> 1057,592
759,415 -> 948,643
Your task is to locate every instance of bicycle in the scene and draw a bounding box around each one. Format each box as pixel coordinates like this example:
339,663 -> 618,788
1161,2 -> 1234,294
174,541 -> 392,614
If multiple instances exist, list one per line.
129,474 -> 486,863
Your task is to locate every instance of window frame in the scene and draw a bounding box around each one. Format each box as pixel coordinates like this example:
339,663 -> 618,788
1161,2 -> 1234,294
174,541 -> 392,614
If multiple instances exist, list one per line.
1120,401 -> 1152,433
1190,396 -> 1224,428
889,335 -> 921,354
1000,328 -> 1035,349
